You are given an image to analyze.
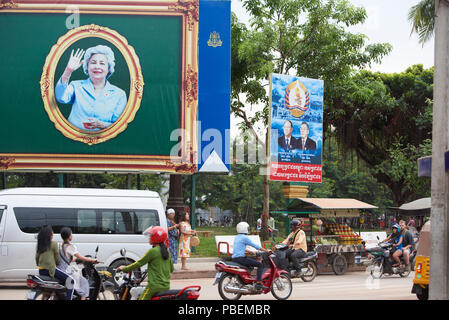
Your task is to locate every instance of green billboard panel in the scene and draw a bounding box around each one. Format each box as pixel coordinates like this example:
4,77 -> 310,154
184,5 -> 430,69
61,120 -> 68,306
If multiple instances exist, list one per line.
0,1 -> 198,173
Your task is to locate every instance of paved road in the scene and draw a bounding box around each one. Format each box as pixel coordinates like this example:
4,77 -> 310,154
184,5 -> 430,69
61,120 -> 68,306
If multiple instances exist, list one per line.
0,271 -> 417,300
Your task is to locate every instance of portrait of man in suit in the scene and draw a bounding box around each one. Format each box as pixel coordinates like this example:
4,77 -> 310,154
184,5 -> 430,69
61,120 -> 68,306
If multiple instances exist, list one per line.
278,120 -> 298,151
299,122 -> 316,151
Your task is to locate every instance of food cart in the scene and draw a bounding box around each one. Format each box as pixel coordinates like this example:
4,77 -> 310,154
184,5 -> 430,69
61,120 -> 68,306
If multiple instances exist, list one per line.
273,198 -> 377,275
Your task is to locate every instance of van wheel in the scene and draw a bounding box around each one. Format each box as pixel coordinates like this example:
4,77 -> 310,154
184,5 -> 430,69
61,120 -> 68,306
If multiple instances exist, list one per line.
108,259 -> 139,286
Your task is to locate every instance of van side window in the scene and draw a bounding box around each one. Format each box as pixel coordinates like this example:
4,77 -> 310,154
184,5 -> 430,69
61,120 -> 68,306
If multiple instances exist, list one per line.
14,208 -> 76,233
14,207 -> 160,234
77,210 -> 98,234
0,209 -> 3,224
99,210 -> 159,234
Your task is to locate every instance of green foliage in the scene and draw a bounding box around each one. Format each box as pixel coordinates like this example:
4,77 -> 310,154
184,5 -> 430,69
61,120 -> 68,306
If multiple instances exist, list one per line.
328,65 -> 433,205
408,0 -> 435,45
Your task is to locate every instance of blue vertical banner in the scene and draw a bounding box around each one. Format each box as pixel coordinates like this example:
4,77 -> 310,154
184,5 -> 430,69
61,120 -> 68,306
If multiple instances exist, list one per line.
197,0 -> 231,172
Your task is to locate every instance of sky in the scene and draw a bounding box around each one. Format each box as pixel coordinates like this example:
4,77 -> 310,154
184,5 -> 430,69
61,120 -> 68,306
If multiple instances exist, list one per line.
230,0 -> 435,138
231,0 -> 434,73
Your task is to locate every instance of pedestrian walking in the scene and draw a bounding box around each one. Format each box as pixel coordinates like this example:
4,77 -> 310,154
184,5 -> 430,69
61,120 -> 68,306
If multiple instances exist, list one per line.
177,207 -> 197,270
166,208 -> 179,264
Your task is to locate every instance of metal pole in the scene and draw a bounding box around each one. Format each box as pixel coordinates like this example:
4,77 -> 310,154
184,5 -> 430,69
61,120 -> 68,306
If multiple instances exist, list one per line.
1,172 -> 6,189
190,173 -> 196,230
430,0 -> 449,300
58,173 -> 64,188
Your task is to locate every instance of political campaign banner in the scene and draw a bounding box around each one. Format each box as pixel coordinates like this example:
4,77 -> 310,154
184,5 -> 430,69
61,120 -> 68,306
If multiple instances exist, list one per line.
269,73 -> 323,183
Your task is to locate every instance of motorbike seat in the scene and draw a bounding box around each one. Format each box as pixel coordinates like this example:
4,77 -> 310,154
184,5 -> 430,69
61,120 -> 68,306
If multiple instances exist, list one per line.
221,261 -> 254,270
153,289 -> 180,298
34,274 -> 65,285
298,252 -> 317,262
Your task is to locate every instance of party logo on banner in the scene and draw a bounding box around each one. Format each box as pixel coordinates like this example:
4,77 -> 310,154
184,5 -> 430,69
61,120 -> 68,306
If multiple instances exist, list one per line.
269,73 -> 324,183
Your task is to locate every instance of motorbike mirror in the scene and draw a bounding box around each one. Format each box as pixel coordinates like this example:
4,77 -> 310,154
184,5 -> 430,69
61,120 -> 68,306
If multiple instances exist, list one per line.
120,248 -> 126,257
95,245 -> 99,253
376,236 -> 380,240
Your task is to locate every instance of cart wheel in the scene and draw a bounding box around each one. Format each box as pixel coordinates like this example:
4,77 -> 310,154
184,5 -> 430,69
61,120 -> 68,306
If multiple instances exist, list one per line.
332,254 -> 347,275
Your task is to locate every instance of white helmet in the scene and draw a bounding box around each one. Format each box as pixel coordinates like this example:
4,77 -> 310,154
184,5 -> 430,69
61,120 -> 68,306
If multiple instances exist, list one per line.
236,222 -> 250,234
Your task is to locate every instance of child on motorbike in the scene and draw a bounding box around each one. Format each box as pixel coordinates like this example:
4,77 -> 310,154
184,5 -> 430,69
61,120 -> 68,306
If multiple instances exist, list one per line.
118,226 -> 174,300
381,223 -> 403,267
232,222 -> 272,291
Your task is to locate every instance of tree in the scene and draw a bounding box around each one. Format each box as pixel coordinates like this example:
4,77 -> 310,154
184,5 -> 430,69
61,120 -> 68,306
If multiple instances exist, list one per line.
408,0 -> 435,45
231,0 -> 391,239
328,65 -> 433,205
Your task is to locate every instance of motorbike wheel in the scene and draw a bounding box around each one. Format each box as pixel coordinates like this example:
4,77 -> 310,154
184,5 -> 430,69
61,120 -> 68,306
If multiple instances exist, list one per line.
300,262 -> 317,282
271,273 -> 293,300
399,269 -> 411,278
97,285 -> 119,300
218,274 -> 242,301
370,260 -> 383,279
410,255 -> 416,271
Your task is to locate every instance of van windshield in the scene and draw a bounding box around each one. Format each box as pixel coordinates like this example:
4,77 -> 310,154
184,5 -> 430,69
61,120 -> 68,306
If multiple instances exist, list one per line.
14,207 -> 160,234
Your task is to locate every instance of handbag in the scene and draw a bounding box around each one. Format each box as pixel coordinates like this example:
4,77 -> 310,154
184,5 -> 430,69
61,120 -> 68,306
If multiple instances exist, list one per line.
191,236 -> 200,247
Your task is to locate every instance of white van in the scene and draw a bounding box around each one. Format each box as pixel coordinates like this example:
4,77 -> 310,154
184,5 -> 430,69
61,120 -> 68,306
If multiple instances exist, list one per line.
0,187 -> 167,282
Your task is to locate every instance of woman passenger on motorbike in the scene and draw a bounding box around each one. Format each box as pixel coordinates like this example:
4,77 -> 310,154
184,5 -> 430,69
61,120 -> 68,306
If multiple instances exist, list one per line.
232,222 -> 272,291
35,225 -> 75,300
118,226 -> 174,300
59,227 -> 98,300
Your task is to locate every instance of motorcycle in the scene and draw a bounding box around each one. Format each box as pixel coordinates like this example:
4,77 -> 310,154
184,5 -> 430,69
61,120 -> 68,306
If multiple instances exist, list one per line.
113,248 -> 201,300
213,250 -> 293,300
273,243 -> 318,282
26,245 -> 116,300
366,241 -> 411,278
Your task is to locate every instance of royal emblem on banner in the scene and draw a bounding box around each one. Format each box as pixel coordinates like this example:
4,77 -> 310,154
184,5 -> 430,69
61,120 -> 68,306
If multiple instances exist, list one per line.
284,80 -> 310,118
207,31 -> 222,48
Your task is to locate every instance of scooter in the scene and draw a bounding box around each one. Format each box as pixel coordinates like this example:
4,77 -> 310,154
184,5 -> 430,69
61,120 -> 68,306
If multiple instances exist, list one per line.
26,245 -> 115,300
273,243 -> 318,282
213,250 -> 293,300
366,241 -> 411,278
114,248 -> 201,300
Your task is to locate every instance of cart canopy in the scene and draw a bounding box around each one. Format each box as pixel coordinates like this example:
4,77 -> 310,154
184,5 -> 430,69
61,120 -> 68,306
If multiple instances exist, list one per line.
283,198 -> 377,218
389,197 -> 430,216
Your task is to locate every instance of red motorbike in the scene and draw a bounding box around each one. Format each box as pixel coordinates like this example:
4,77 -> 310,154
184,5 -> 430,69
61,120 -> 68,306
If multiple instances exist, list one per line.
213,251 -> 292,300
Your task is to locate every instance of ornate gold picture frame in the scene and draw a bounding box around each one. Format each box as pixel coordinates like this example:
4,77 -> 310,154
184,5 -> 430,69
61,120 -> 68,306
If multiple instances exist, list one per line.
41,24 -> 144,145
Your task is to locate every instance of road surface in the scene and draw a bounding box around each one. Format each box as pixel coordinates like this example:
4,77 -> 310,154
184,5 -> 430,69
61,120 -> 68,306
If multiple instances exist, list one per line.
0,271 -> 417,300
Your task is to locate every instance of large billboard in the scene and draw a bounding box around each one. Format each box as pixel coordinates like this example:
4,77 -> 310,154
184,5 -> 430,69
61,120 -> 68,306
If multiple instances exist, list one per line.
269,73 -> 323,183
0,0 -> 230,174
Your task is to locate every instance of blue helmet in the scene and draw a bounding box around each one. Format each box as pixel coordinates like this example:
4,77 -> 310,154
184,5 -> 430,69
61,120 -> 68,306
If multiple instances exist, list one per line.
392,223 -> 401,232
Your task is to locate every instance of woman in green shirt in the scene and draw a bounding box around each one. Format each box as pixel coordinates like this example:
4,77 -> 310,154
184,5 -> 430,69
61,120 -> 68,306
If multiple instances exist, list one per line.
118,226 -> 174,300
35,225 -> 75,300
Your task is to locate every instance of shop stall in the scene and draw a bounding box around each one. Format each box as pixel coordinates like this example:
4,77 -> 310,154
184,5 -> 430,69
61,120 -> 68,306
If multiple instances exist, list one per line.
273,198 -> 377,275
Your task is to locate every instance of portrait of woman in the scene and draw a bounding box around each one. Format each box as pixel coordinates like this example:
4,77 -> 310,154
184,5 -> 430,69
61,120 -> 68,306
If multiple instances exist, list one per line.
55,45 -> 127,131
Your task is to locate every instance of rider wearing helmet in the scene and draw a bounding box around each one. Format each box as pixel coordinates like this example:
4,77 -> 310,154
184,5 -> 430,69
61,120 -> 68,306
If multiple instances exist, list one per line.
281,219 -> 307,274
232,222 -> 271,290
381,223 -> 404,268
118,226 -> 174,299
